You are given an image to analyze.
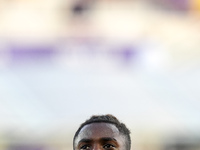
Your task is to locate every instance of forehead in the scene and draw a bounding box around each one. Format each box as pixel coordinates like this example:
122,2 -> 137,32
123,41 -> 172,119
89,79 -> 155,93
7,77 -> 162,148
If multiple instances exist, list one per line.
78,123 -> 120,139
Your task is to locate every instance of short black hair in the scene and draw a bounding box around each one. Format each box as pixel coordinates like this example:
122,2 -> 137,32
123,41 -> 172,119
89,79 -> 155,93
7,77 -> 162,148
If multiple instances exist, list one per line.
73,114 -> 131,150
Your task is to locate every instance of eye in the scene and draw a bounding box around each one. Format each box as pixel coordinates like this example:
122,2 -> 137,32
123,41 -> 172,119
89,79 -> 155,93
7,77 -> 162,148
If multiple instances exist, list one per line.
80,145 -> 90,150
103,144 -> 115,149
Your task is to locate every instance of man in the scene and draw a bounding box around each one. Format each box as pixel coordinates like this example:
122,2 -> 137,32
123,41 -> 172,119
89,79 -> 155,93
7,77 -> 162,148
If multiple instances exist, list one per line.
73,114 -> 131,150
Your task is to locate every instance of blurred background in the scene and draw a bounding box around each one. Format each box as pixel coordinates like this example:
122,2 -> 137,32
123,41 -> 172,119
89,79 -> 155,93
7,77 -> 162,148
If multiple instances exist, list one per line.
0,0 -> 200,150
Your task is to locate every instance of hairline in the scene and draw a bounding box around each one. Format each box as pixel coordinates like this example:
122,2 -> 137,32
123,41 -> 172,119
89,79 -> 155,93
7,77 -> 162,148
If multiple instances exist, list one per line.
74,121 -> 126,138
73,121 -> 128,149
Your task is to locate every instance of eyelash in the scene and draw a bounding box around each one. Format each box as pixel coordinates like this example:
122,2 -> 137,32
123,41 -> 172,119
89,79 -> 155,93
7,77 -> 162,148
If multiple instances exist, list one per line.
80,144 -> 115,150
80,145 -> 90,150
103,144 -> 115,149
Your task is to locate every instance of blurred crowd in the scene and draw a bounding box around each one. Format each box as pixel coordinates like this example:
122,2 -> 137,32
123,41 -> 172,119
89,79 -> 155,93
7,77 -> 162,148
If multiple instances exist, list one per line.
0,129 -> 200,150
0,0 -> 200,69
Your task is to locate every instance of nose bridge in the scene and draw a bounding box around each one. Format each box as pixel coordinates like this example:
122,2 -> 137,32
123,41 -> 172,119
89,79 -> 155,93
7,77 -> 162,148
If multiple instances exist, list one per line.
93,142 -> 101,150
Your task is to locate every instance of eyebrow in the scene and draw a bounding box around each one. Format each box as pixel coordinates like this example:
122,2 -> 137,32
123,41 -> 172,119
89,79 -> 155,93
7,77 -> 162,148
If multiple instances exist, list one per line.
80,138 -> 92,143
100,137 -> 117,142
100,137 -> 119,147
78,137 -> 117,144
78,139 -> 93,144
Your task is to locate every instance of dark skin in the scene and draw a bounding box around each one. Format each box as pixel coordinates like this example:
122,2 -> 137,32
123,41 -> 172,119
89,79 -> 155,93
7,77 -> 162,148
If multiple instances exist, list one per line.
74,123 -> 126,150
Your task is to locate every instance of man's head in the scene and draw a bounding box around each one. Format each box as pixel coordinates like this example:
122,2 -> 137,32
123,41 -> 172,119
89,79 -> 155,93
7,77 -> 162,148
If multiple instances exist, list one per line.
73,114 -> 131,150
